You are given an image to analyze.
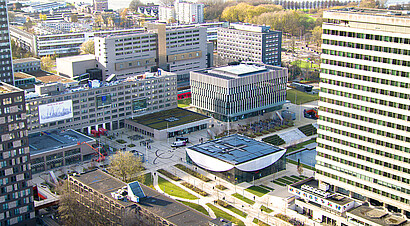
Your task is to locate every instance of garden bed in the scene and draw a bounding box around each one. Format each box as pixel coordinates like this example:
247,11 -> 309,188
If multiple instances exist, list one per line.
158,169 -> 181,181
181,182 -> 209,196
174,164 -> 211,182
232,193 -> 255,205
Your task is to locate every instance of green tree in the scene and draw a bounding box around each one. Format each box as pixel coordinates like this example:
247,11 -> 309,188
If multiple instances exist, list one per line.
80,40 -> 95,55
129,0 -> 145,12
311,26 -> 322,47
41,56 -> 54,72
108,151 -> 144,182
360,0 -> 377,8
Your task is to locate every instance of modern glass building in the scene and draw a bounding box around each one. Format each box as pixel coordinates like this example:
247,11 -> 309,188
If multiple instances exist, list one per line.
316,8 -> 410,218
191,63 -> 288,122
186,134 -> 286,184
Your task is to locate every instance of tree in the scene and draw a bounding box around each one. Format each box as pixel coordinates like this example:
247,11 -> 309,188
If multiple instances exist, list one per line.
8,12 -> 15,22
80,40 -> 95,55
311,26 -> 322,47
108,151 -> 144,182
71,14 -> 78,22
360,0 -> 377,8
57,181 -> 86,225
39,13 -> 47,21
297,159 -> 304,176
41,56 -> 54,72
129,0 -> 145,12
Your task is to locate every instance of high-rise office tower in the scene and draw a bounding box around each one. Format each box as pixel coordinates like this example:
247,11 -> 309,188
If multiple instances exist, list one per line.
0,0 -> 14,85
217,23 -> 282,66
0,82 -> 35,225
316,9 -> 410,217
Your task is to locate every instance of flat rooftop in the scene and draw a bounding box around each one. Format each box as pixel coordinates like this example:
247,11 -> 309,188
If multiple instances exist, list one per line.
73,170 -> 212,225
291,178 -> 354,206
0,82 -> 22,94
26,70 -> 77,84
28,129 -> 95,155
348,205 -> 409,226
189,134 -> 285,165
195,63 -> 283,80
13,57 -> 40,64
327,8 -> 410,18
130,108 -> 210,130
57,54 -> 95,63
14,72 -> 35,80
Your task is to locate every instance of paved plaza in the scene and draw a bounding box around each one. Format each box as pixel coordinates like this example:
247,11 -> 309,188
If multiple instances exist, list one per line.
32,101 -> 318,225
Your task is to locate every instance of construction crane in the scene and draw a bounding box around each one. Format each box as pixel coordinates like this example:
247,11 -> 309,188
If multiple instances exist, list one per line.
77,141 -> 106,162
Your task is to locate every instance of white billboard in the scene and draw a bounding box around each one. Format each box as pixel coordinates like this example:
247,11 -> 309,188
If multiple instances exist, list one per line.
39,100 -> 73,124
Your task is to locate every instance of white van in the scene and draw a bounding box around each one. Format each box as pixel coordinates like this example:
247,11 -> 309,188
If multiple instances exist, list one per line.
171,141 -> 186,148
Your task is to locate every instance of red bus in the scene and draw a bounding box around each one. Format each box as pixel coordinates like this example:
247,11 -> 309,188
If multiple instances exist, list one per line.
177,89 -> 191,100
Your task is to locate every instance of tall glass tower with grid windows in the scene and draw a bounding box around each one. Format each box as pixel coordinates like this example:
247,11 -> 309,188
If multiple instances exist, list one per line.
0,0 -> 14,85
316,8 -> 410,218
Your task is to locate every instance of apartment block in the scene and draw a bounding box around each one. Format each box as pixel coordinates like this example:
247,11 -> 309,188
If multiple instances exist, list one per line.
174,0 -> 204,24
10,27 -> 144,57
93,0 -> 108,12
190,63 -> 287,121
95,23 -> 208,87
217,23 -> 282,66
317,8 -> 410,218
24,70 -> 177,135
12,58 -> 41,73
0,82 -> 35,225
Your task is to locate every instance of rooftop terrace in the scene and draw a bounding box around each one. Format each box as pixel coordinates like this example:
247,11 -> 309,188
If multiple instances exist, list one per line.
130,108 -> 210,130
189,134 -> 285,165
28,129 -> 95,155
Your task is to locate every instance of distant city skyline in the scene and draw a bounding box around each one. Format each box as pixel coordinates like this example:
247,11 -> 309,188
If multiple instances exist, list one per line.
61,0 -> 410,10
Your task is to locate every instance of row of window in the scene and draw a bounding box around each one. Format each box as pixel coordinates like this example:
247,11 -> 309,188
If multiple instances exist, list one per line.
322,59 -> 410,78
323,28 -> 410,44
323,39 -> 410,56
317,170 -> 409,205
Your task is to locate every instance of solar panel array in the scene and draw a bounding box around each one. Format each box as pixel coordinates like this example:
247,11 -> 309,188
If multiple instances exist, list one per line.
189,134 -> 283,165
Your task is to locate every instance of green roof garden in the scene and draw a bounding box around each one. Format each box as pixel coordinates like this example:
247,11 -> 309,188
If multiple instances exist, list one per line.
130,108 -> 210,130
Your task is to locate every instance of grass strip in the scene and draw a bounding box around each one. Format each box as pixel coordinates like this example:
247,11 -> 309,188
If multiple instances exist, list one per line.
253,218 -> 270,226
272,180 -> 286,186
232,193 -> 255,205
217,200 -> 247,218
245,186 -> 270,197
157,169 -> 181,181
206,203 -> 245,226
260,205 -> 274,213
259,185 -> 274,191
277,178 -> 294,185
177,200 -> 209,216
286,138 -> 317,153
174,164 -> 211,182
157,176 -> 198,200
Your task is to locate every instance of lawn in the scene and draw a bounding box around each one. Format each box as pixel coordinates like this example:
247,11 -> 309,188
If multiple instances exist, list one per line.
286,89 -> 319,105
286,138 -> 317,153
253,218 -> 270,226
277,178 -> 294,185
291,60 -> 319,69
217,200 -> 247,218
178,98 -> 191,108
259,185 -> 274,191
157,176 -> 198,200
177,200 -> 209,216
282,176 -> 299,183
232,193 -> 255,205
260,205 -> 274,213
137,172 -> 154,189
245,186 -> 270,197
206,203 -> 245,226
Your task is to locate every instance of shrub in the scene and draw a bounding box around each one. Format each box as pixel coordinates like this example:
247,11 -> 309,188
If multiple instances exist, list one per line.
181,182 -> 209,196
157,169 -> 181,181
268,128 -> 276,132
275,213 -> 290,222
255,132 -> 262,136
217,199 -> 229,208
261,130 -> 269,134
216,184 -> 227,190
